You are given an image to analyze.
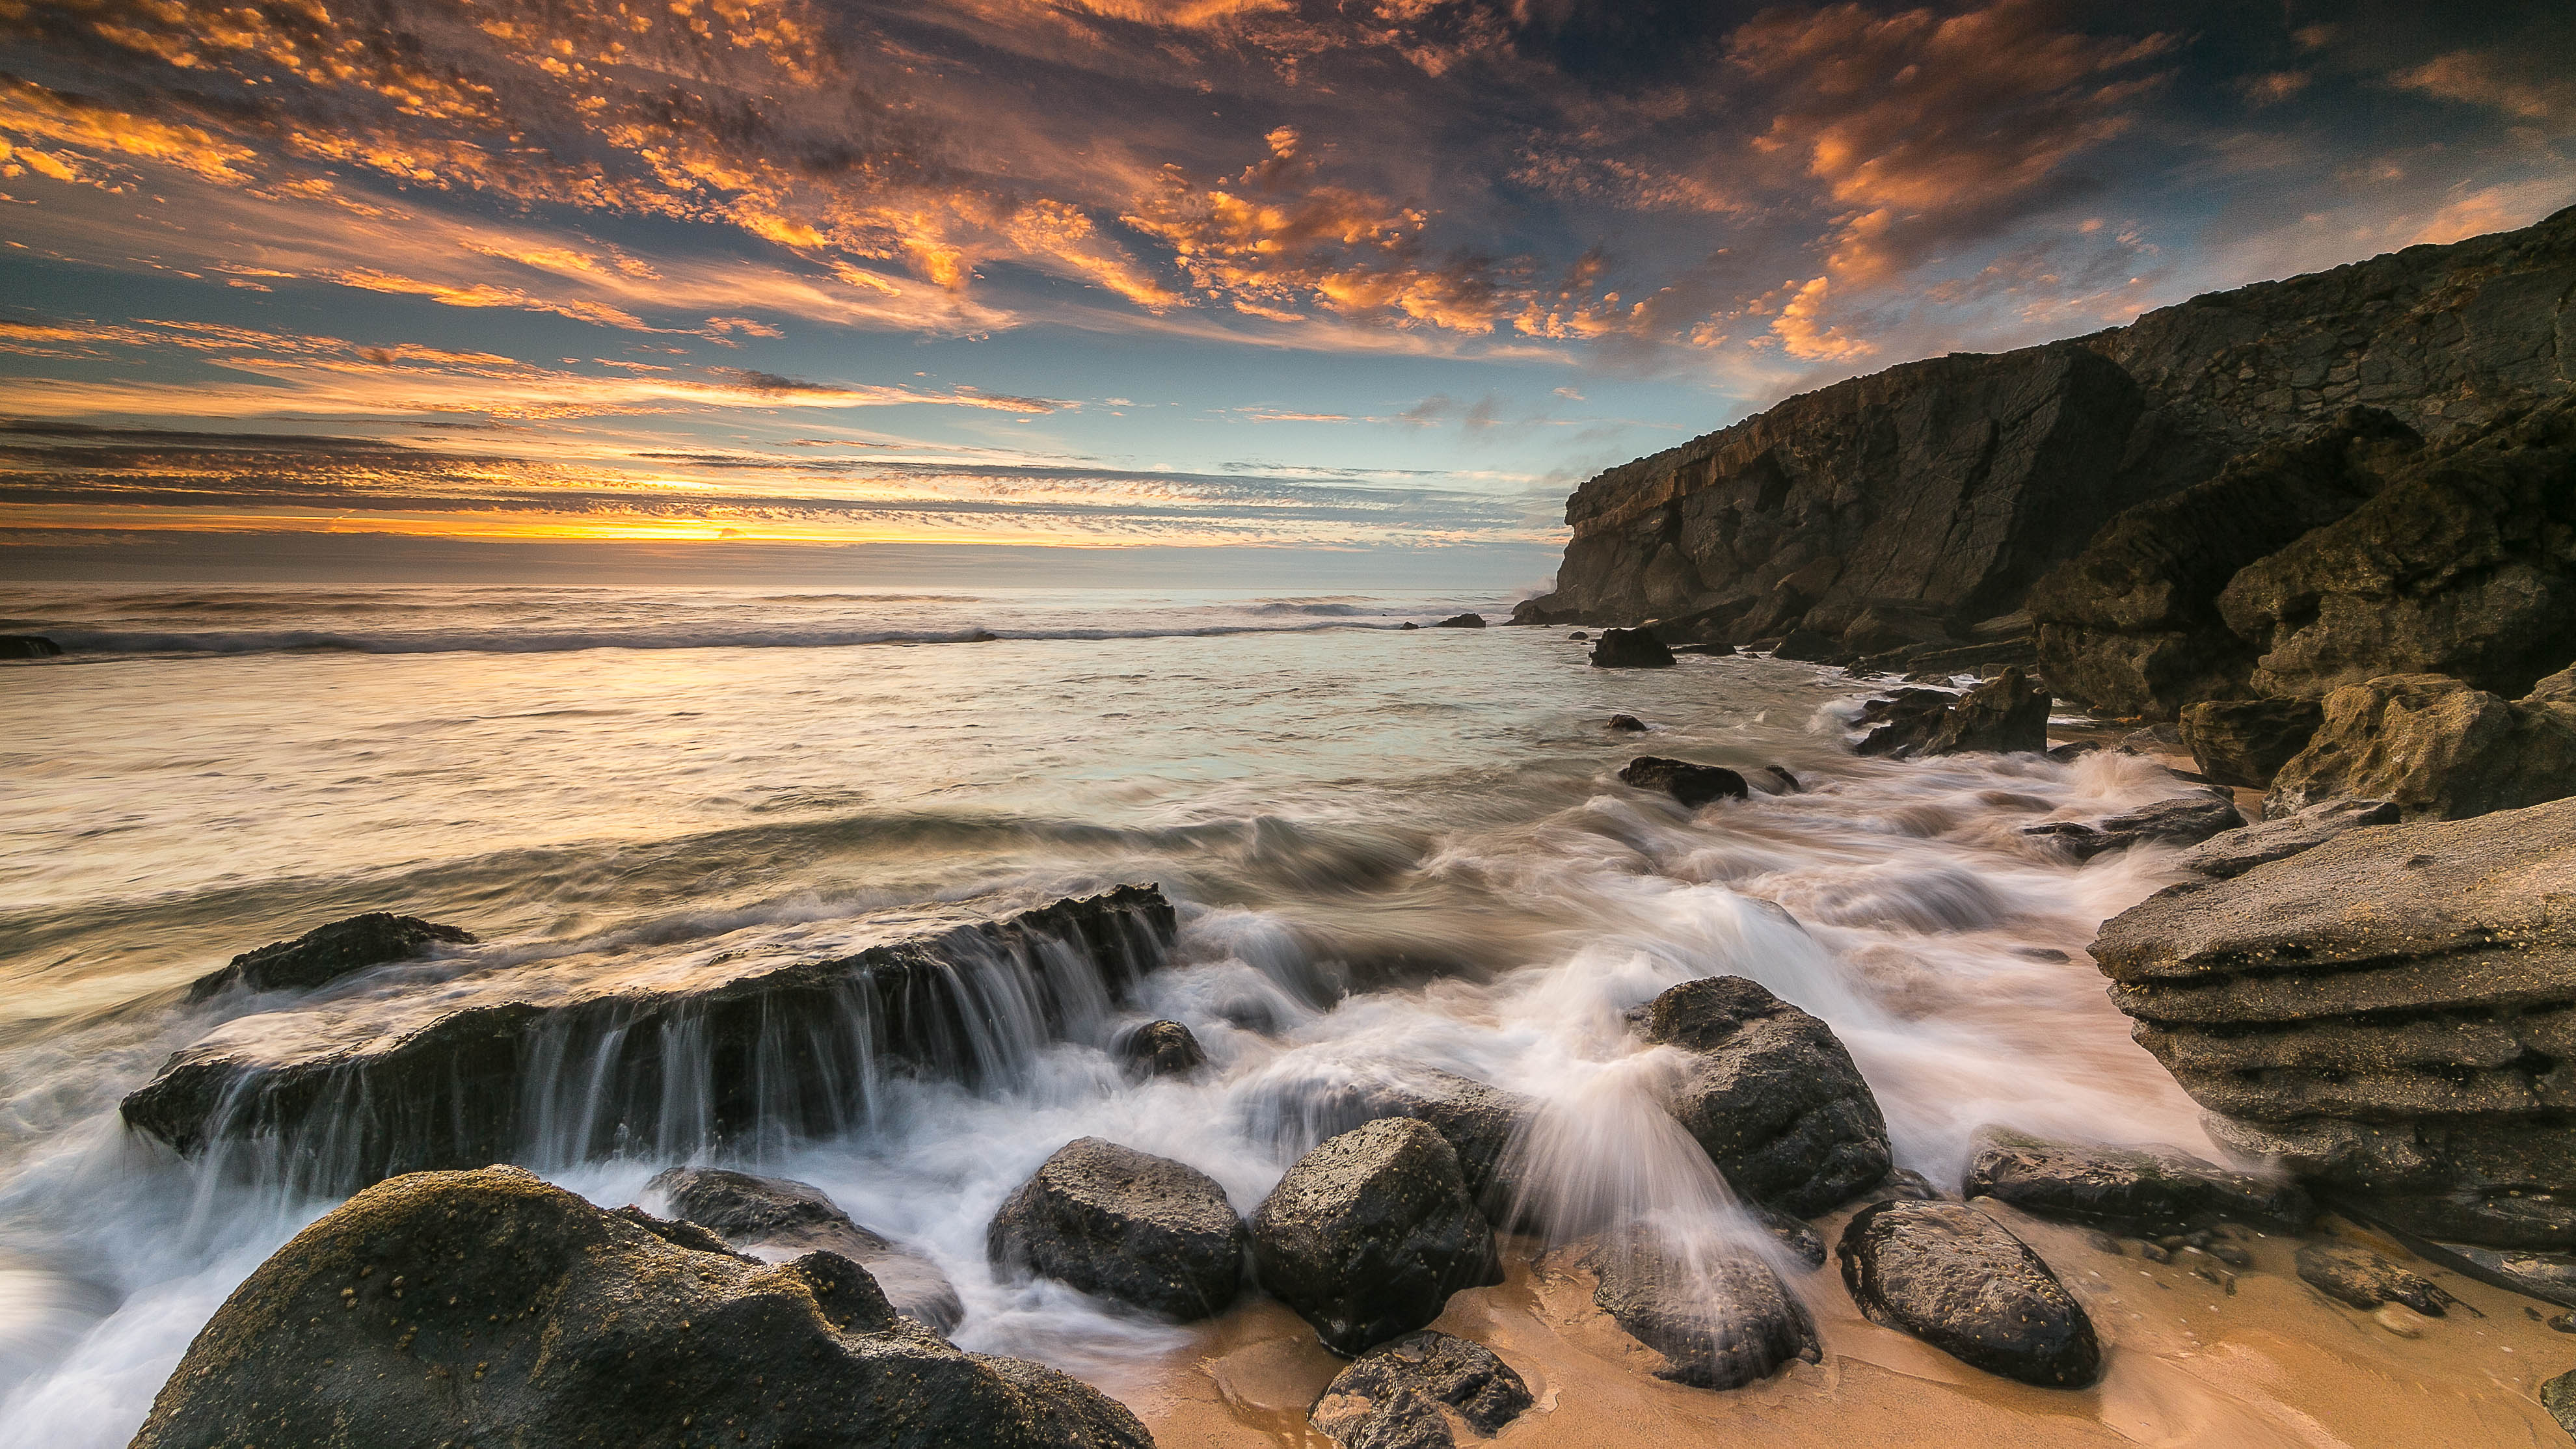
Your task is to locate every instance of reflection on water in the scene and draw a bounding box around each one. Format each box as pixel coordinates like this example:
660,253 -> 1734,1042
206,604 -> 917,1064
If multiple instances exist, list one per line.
0,585 -> 2214,1444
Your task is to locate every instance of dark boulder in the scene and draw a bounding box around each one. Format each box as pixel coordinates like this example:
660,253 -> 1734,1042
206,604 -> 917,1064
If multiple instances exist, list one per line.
650,1166 -> 965,1333
1639,976 -> 1890,1216
1507,598 -> 1578,626
1589,628 -> 1676,669
1837,1199 -> 2101,1388
1307,1331 -> 1531,1448
2294,1242 -> 2458,1316
1672,641 -> 1737,656
1430,614 -> 1486,630
2175,797 -> 2399,878
186,911 -> 476,1002
1237,1064 -> 1535,1221
1607,713 -> 1648,732
1771,627 -> 1840,663
1921,667 -> 2051,756
1839,603 -> 1954,659
1589,1228 -> 1819,1389
1854,687 -> 1957,757
1118,1019 -> 1207,1078
2180,698 -> 2326,788
1747,1204 -> 1827,1268
2019,791 -> 2246,861
0,633 -> 62,659
127,1166 -> 1152,1449
1758,765 -> 1801,795
1399,622 -> 1419,631
1251,1118 -> 1502,1355
987,1137 -> 1246,1322
2264,672 -> 2576,821
1618,756 -> 1747,808
1961,1128 -> 2311,1234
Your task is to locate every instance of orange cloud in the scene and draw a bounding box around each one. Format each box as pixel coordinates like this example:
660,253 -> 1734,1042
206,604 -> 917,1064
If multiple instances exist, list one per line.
2393,51 -> 2576,124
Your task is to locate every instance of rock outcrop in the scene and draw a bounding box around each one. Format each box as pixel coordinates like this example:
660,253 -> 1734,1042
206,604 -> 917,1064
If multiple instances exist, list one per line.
1961,1128 -> 2311,1234
122,886 -> 1176,1193
1838,1199 -> 2101,1388
2020,790 -> 2246,861
1251,1118 -> 1502,1355
1430,614 -> 1487,630
2175,797 -> 2400,878
1308,1331 -> 1531,1449
649,1166 -> 964,1333
1920,668 -> 2050,756
1240,1064 -> 1535,1221
185,911 -> 477,1002
1589,628 -> 1675,669
2091,798 -> 2576,1247
1639,976 -> 1890,1216
987,1137 -> 1246,1322
2180,697 -> 2328,788
1588,1229 -> 1819,1390
2262,672 -> 2576,820
1618,756 -> 1747,807
2294,1242 -> 2458,1316
128,1166 -> 1152,1449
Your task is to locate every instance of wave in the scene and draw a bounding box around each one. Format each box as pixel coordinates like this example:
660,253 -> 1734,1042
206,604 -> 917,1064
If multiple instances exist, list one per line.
10,618 -> 1420,660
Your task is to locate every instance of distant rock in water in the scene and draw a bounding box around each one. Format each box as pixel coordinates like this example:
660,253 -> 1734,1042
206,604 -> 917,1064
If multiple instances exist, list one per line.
1672,641 -> 1736,656
122,886 -> 1176,1194
987,1137 -> 1246,1322
1118,1019 -> 1207,1078
0,634 -> 62,659
1618,756 -> 1747,808
649,1166 -> 963,1333
186,911 -> 476,1002
1770,626 -> 1840,663
1639,976 -> 1890,1216
1921,667 -> 2050,756
1252,1118 -> 1501,1355
1399,622 -> 1419,630
1430,613 -> 1486,629
1854,687 -> 1956,756
1607,713 -> 1648,732
1589,627 -> 1674,669
2263,672 -> 2576,821
1308,1331 -> 1531,1448
127,1166 -> 1152,1449
1589,1228 -> 1818,1390
1838,1200 -> 2100,1387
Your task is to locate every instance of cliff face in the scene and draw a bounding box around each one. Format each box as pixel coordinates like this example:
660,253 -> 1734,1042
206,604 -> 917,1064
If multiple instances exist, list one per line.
1527,205 -> 2576,652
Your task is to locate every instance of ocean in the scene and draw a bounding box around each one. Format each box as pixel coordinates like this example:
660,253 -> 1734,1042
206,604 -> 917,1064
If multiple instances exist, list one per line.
0,583 -> 2236,1443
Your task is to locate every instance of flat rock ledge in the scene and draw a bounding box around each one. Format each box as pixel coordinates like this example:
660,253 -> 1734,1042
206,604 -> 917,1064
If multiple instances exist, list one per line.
187,911 -> 476,1001
1962,1127 -> 2311,1235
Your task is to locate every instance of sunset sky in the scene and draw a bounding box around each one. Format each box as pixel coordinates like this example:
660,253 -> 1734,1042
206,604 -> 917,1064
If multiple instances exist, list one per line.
3,0 -> 2570,584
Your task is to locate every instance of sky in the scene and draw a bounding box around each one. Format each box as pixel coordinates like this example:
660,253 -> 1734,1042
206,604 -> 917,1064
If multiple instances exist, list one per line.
1,0 -> 2570,587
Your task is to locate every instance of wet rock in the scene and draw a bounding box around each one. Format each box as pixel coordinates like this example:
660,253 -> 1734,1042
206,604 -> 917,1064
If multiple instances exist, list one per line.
1589,628 -> 1676,669
1607,713 -> 1648,732
2084,1230 -> 2123,1255
2181,698 -> 2326,788
2294,1242 -> 2457,1316
1618,756 -> 1748,808
2094,799 -> 2576,1247
1590,1228 -> 1819,1389
1308,1331 -> 1531,1448
1873,1167 -> 1944,1202
1568,630 -> 1589,640
1771,627 -> 1841,663
2264,672 -> 2576,821
123,886 -> 1177,1195
1961,1128 -> 2311,1234
0,634 -> 62,659
964,629 -> 1002,643
1506,598 -> 1578,627
1855,687 -> 1957,757
1837,1199 -> 2102,1388
185,911 -> 477,1002
988,1137 -> 1246,1322
2020,791 -> 2247,861
650,1166 -> 965,1334
1760,765 -> 1802,794
1922,667 -> 2052,756
1747,1204 -> 1827,1268
127,1166 -> 1152,1449
2045,740 -> 2102,762
1118,1019 -> 1207,1078
1252,1118 -> 1502,1355
1239,1064 -> 1535,1221
2543,1369 -> 2576,1435
2119,721 -> 2184,755
1840,603 -> 1955,659
1672,641 -> 1737,656
2176,797 -> 2401,878
1430,614 -> 1487,630
1640,976 -> 1890,1216
1399,622 -> 1419,631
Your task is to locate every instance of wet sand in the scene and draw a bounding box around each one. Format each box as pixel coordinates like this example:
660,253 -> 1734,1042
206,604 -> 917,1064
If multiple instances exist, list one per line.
1129,1206 -> 2573,1449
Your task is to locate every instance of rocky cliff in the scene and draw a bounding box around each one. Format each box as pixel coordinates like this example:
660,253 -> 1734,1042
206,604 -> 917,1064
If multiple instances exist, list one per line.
1521,204 -> 2576,674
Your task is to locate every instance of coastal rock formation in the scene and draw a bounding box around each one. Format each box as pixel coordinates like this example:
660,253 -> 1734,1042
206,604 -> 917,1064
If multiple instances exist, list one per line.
1589,1228 -> 1819,1390
1242,1064 -> 1535,1219
2262,673 -> 2576,820
987,1137 -> 1246,1322
1119,1019 -> 1208,1078
1618,756 -> 1747,807
649,1166 -> 964,1333
2294,1242 -> 2458,1316
2176,797 -> 2400,878
185,911 -> 476,1001
1607,713 -> 1648,732
1639,976 -> 1890,1216
122,886 -> 1175,1193
1961,1128 -> 2311,1234
1251,1118 -> 1502,1355
1838,1199 -> 2101,1388
2181,697 -> 2328,788
1308,1331 -> 1531,1448
127,1166 -> 1151,1449
1589,628 -> 1674,669
1920,668 -> 2050,756
2092,799 -> 2576,1247
2020,791 -> 2246,861
1431,614 -> 1486,629
1853,687 -> 1957,756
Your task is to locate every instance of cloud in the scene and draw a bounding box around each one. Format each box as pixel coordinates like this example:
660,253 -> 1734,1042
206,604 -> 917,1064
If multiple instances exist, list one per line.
1767,276 -> 1874,361
2392,50 -> 2576,124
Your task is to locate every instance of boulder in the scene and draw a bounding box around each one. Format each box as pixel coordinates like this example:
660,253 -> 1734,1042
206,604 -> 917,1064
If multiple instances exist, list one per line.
1430,614 -> 1487,630
1506,598 -> 1578,626
1759,765 -> 1801,795
0,633 -> 62,659
1589,628 -> 1676,669
1639,976 -> 1890,1215
1251,1118 -> 1502,1355
2020,791 -> 2246,861
2176,797 -> 2400,878
1854,687 -> 1957,756
2092,797 -> 2576,1247
1607,713 -> 1648,732
1118,1019 -> 1207,1078
2293,1242 -> 2458,1316
1589,1228 -> 1818,1389
2545,1370 -> 2576,1438
2180,698 -> 2326,788
127,1166 -> 1151,1449
1961,1128 -> 2311,1234
122,886 -> 1176,1194
1840,603 -> 1955,658
1245,1065 -> 1533,1223
1837,1199 -> 2101,1388
1618,756 -> 1748,808
2263,673 -> 2576,821
649,1166 -> 964,1333
1399,622 -> 1419,631
1921,667 -> 2051,756
1308,1331 -> 1531,1448
1770,627 -> 1841,663
987,1137 -> 1246,1322
185,912 -> 477,1002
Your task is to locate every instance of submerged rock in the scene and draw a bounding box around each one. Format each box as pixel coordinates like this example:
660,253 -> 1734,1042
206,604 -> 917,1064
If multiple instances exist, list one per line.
1607,713 -> 1648,732
1922,667 -> 2051,756
185,911 -> 476,1002
2176,797 -> 2400,878
1640,976 -> 1890,1216
1241,1064 -> 1535,1221
1673,641 -> 1737,657
1771,626 -> 1840,663
127,1166 -> 1152,1449
0,633 -> 63,659
1252,1118 -> 1501,1355
1838,1199 -> 2101,1388
1590,628 -> 1676,669
1961,1128 -> 2311,1234
1618,756 -> 1748,808
987,1137 -> 1246,1322
2020,791 -> 2246,861
2181,698 -> 2326,788
650,1165 -> 964,1333
1430,614 -> 1487,629
2264,672 -> 2576,821
1118,1019 -> 1207,1078
1308,1331 -> 1531,1448
1855,687 -> 1957,757
2294,1242 -> 2458,1316
1590,1228 -> 1819,1389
